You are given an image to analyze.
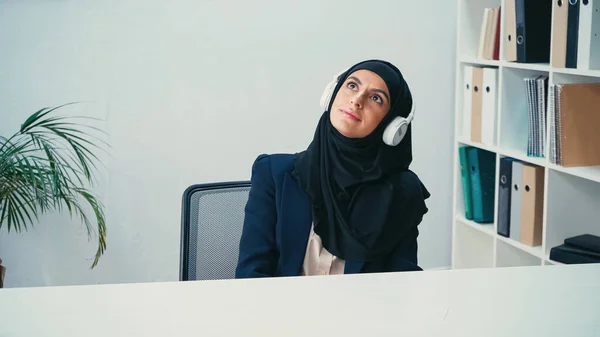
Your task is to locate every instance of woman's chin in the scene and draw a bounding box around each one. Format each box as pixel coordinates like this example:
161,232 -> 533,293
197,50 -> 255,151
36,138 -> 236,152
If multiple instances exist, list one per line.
332,120 -> 360,138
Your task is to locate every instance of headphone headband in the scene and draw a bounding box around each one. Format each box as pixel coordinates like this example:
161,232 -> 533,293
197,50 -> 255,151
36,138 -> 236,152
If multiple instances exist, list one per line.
405,100 -> 416,123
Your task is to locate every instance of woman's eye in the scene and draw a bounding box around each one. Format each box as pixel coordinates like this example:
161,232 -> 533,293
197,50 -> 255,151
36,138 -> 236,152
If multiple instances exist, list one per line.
347,82 -> 357,90
372,95 -> 382,104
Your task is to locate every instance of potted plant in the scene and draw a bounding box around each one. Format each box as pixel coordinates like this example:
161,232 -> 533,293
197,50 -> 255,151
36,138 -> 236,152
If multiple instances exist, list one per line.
0,103 -> 108,285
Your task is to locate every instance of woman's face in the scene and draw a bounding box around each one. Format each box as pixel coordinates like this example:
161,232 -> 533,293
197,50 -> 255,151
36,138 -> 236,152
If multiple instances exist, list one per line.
329,69 -> 391,139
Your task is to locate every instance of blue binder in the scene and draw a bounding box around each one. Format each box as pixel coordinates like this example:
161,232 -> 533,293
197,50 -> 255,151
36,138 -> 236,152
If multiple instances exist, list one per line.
497,157 -> 515,237
515,0 -> 553,63
459,146 -> 473,220
466,147 -> 496,223
565,0 -> 581,68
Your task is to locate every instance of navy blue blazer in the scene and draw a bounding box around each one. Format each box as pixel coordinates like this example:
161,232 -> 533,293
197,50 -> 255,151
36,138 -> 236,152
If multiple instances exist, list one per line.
235,153 -> 425,278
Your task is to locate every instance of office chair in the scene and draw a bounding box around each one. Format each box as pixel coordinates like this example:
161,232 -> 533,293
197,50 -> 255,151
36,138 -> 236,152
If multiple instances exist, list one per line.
180,181 -> 251,281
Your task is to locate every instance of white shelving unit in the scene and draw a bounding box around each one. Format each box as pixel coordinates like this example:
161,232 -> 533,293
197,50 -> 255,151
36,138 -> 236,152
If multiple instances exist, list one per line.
451,0 -> 600,269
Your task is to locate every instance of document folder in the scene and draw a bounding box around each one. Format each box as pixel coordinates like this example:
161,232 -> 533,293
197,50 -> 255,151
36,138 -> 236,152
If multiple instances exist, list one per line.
497,157 -> 515,237
554,83 -> 600,167
551,0 -> 569,68
550,234 -> 600,264
566,0 -> 581,68
509,160 -> 524,242
566,234 -> 600,253
481,68 -> 498,146
505,0 -> 518,61
459,146 -> 473,220
471,67 -> 484,143
519,163 -> 544,246
466,147 -> 496,223
577,0 -> 600,70
515,0 -> 553,63
463,66 -> 473,140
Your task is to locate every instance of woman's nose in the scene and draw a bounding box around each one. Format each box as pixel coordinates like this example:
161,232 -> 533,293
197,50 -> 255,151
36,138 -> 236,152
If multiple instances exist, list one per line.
351,91 -> 366,107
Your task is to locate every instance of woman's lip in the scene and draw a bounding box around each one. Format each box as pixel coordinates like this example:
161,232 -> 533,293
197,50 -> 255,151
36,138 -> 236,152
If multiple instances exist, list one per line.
341,109 -> 360,121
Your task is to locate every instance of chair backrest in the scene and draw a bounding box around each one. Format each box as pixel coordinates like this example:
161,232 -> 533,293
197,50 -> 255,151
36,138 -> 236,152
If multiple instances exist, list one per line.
180,181 -> 251,281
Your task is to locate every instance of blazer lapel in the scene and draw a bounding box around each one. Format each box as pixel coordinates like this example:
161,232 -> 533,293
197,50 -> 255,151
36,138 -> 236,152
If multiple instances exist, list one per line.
279,173 -> 312,276
278,172 -> 366,276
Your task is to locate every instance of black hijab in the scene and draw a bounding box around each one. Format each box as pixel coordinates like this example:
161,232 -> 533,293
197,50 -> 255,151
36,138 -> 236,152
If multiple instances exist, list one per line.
292,59 -> 430,262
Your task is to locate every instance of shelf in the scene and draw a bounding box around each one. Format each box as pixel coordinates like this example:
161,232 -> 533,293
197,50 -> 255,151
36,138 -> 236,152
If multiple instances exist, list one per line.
457,138 -> 497,153
460,56 -> 500,67
544,170 -> 600,258
453,219 -> 495,269
502,61 -> 550,72
547,164 -> 600,185
552,67 -> 600,78
552,71 -> 600,84
498,67 -> 549,156
457,145 -> 600,184
496,239 -> 542,267
457,0 -> 502,58
456,215 -> 548,265
460,59 -> 553,74
497,148 -> 546,168
453,0 -> 600,271
496,234 -> 544,260
456,214 -> 545,261
456,215 -> 495,237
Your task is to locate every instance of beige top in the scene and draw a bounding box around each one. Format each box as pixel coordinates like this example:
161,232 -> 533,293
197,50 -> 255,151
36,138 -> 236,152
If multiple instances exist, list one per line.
300,223 -> 345,276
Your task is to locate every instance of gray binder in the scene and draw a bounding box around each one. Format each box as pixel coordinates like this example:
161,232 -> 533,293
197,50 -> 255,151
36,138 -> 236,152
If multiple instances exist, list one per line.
509,160 -> 523,241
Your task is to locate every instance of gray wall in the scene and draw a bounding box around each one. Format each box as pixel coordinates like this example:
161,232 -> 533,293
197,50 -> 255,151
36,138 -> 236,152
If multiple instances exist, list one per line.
0,0 -> 457,287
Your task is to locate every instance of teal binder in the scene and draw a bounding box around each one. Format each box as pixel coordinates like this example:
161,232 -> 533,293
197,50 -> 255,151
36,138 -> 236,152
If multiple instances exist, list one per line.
458,147 -> 473,220
466,147 -> 496,223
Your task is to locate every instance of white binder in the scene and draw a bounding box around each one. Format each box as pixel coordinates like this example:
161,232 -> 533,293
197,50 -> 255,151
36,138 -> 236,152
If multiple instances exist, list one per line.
577,0 -> 600,70
478,9 -> 491,59
481,67 -> 497,146
462,66 -> 473,141
509,160 -> 523,242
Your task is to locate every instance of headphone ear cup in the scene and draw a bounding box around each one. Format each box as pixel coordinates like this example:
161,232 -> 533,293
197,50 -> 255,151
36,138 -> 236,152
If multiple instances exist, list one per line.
320,69 -> 348,111
320,79 -> 337,111
382,117 -> 408,146
396,122 -> 408,143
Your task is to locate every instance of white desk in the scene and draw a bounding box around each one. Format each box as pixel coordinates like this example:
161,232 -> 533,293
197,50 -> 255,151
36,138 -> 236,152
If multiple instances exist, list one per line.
0,264 -> 599,337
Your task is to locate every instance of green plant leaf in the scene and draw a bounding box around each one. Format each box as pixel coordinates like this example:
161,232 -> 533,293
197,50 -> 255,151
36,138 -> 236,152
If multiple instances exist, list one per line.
1,102 -> 109,268
19,107 -> 51,133
20,102 -> 81,133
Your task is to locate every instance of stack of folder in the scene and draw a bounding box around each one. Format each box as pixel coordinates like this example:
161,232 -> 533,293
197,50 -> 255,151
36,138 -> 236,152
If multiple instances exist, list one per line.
458,146 -> 496,224
504,0 -> 552,63
550,234 -> 600,264
497,158 -> 544,247
524,75 -> 548,158
477,7 -> 501,60
548,83 -> 600,167
462,66 -> 497,145
551,0 -> 600,70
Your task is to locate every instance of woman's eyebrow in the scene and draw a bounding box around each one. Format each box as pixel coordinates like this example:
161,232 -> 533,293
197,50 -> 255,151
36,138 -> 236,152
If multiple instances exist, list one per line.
372,88 -> 390,103
347,76 -> 362,85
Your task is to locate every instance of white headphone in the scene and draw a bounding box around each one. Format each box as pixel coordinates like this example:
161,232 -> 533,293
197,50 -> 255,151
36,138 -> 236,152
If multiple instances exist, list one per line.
319,69 -> 416,147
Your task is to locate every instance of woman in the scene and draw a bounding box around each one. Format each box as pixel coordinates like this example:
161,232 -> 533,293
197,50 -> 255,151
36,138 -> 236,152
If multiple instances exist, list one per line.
235,59 -> 430,278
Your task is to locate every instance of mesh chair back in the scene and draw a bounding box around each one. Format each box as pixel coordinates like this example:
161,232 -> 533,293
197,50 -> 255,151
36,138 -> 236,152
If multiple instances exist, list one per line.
180,181 -> 251,281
